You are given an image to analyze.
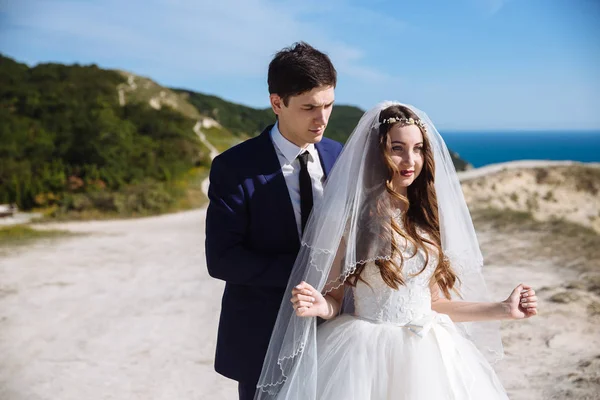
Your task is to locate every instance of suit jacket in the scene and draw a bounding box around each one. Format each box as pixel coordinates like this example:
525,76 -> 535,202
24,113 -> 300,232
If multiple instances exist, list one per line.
205,125 -> 343,384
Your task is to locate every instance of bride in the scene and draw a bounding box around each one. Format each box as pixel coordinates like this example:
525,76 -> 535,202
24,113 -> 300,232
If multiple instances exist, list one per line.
254,102 -> 538,399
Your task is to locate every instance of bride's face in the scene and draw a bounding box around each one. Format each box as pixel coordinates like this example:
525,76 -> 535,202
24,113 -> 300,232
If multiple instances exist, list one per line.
388,123 -> 424,190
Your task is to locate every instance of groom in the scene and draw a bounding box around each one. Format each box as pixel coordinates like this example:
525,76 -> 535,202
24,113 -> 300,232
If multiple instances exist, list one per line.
205,42 -> 343,400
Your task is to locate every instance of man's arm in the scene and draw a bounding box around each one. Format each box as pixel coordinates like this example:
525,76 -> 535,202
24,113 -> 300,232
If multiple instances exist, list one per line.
205,156 -> 295,288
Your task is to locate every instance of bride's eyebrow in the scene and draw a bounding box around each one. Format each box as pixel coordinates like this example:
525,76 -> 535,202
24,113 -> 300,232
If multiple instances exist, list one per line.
391,141 -> 423,145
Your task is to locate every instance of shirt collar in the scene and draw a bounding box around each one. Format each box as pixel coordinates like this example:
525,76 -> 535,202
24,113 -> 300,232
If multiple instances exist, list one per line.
271,122 -> 318,164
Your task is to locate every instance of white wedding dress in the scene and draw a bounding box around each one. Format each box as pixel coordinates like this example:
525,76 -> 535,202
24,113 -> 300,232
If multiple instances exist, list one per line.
313,235 -> 509,399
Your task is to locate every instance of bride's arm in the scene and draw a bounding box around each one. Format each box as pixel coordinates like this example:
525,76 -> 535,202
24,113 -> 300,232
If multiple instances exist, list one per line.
291,281 -> 344,319
292,237 -> 347,320
321,285 -> 344,320
430,281 -> 538,322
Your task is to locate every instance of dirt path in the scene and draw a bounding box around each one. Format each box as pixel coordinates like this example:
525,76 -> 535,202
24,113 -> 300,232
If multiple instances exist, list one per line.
1,125 -> 230,400
193,121 -> 219,198
194,122 -> 219,161
1,210 -> 598,399
0,210 -> 237,400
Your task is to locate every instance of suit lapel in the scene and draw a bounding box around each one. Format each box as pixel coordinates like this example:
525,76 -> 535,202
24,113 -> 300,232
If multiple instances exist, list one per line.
315,140 -> 336,178
256,126 -> 299,245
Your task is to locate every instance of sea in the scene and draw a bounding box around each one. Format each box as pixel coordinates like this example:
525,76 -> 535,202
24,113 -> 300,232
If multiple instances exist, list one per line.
440,131 -> 600,168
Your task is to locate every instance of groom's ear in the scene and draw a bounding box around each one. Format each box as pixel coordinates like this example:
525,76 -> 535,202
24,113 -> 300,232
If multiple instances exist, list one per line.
270,94 -> 284,116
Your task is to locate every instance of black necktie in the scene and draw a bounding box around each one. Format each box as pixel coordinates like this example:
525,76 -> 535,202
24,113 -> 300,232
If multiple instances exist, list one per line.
298,151 -> 313,234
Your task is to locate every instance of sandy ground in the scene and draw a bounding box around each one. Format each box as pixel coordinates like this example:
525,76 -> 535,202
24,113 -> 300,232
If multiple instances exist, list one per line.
1,161 -> 599,399
457,160 -> 600,182
476,225 -> 600,400
0,210 -> 237,400
1,208 -> 598,400
460,163 -> 600,234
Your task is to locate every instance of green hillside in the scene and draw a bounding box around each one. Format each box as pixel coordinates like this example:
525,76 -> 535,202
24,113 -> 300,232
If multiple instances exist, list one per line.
0,55 -> 210,217
0,54 -> 471,220
170,90 -> 470,169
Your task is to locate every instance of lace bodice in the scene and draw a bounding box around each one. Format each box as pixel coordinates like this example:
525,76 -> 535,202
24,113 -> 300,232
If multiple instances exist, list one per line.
352,235 -> 437,326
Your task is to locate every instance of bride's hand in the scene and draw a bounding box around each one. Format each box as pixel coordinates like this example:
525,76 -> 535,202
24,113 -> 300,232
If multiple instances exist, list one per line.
503,284 -> 538,319
291,281 -> 328,318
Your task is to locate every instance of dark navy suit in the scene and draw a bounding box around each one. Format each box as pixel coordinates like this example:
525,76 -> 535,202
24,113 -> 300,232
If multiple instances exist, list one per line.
205,125 -> 342,398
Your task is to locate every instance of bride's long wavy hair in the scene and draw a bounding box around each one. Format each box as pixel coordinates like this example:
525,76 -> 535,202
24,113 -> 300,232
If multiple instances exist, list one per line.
347,105 -> 458,299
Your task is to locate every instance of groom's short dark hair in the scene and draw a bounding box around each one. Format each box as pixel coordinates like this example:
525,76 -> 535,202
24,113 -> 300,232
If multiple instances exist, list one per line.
268,42 -> 337,106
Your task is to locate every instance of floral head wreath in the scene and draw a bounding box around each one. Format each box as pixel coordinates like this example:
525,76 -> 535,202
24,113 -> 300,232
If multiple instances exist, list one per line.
381,116 -> 427,131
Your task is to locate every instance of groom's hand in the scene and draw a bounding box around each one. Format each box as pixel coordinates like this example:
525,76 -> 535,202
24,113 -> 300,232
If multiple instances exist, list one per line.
291,282 -> 328,318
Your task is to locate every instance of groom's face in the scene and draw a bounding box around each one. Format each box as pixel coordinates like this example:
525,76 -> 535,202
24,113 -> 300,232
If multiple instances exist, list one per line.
270,85 -> 335,148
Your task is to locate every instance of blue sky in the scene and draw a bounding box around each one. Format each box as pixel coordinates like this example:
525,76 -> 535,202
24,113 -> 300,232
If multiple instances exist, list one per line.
1,0 -> 599,130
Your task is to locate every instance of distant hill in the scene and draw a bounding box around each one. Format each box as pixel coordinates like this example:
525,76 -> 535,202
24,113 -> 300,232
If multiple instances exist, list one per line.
0,53 -> 471,217
111,73 -> 243,153
0,55 -> 209,215
116,71 -> 202,120
170,88 -> 470,170
173,89 -> 274,137
461,162 -> 600,233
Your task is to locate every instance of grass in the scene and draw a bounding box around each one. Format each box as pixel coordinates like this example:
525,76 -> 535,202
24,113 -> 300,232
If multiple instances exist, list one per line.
534,165 -> 600,195
472,208 -> 534,228
564,165 -> 600,195
166,166 -> 210,212
0,225 -> 73,249
203,126 -> 244,153
472,208 -> 600,273
35,166 -> 211,222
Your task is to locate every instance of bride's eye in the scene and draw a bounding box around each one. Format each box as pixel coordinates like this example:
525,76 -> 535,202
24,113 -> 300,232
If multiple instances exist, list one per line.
392,146 -> 403,152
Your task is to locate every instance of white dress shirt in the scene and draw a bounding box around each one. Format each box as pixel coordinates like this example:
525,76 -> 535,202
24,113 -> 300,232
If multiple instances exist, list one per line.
270,122 -> 325,237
